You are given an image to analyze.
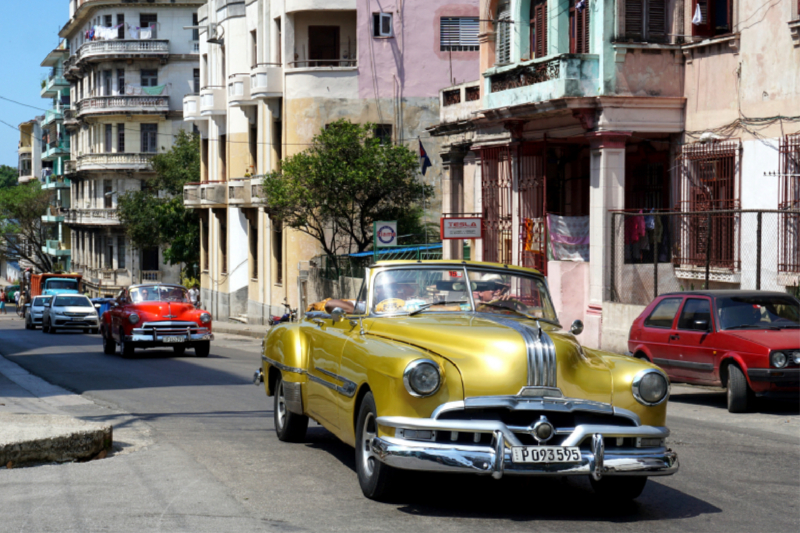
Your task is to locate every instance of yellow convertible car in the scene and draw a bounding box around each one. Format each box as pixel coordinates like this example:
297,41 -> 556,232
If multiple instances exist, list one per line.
255,261 -> 678,500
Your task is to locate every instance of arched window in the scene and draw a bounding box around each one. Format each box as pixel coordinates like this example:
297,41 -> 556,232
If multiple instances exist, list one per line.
529,0 -> 548,59
496,0 -> 512,65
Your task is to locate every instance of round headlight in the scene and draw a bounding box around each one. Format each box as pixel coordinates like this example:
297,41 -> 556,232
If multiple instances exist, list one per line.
200,312 -> 211,324
128,313 -> 140,325
403,359 -> 442,397
771,351 -> 788,368
632,369 -> 669,406
792,351 -> 800,365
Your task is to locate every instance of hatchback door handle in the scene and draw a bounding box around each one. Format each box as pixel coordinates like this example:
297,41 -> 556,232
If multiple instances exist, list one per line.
669,334 -> 680,341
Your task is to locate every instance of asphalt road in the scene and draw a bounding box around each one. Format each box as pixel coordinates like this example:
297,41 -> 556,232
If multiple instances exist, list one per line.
0,315 -> 798,533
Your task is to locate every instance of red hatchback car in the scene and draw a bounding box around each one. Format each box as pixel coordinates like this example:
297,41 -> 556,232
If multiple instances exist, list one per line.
101,284 -> 213,358
628,291 -> 799,412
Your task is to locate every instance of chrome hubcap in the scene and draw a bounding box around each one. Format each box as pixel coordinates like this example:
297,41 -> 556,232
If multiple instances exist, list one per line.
361,412 -> 377,477
276,381 -> 287,429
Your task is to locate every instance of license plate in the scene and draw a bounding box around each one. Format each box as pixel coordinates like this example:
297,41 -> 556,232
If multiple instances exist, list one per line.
511,446 -> 581,464
163,336 -> 185,343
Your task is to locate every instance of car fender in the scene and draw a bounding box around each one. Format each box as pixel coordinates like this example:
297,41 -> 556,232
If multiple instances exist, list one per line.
628,342 -> 654,362
718,352 -> 750,387
262,323 -> 310,397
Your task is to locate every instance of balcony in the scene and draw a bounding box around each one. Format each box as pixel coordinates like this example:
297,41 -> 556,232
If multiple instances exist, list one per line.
200,181 -> 227,207
183,94 -> 201,121
42,175 -> 71,190
141,271 -> 162,283
64,208 -> 119,226
285,0 -> 356,13
249,178 -> 266,205
41,73 -> 69,98
63,109 -> 79,128
42,207 -> 65,224
200,87 -> 226,116
73,40 -> 169,68
76,153 -> 154,173
43,240 -> 71,258
64,160 -> 77,175
228,73 -> 254,107
439,81 -> 481,125
250,64 -> 283,99
77,95 -> 169,118
183,182 -> 201,208
228,179 -> 247,205
43,139 -> 71,161
43,107 -> 68,126
484,54 -> 600,111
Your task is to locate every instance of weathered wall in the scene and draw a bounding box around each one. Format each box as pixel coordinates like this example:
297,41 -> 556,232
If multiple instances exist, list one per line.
600,302 -> 645,355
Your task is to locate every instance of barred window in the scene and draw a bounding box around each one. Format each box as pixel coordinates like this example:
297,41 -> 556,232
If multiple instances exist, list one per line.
440,17 -> 479,52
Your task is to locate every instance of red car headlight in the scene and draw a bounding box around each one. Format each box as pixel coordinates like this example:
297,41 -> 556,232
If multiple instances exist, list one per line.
200,312 -> 211,324
128,313 -> 140,325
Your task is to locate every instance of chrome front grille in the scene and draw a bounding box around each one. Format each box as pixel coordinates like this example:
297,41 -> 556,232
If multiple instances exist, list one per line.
136,321 -> 208,336
486,317 -> 557,387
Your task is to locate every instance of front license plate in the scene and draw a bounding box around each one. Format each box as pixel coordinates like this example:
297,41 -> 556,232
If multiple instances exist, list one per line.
163,336 -> 185,343
511,446 -> 581,464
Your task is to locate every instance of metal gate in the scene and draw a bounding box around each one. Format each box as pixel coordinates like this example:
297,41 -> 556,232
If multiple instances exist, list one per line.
481,147 -> 513,264
518,142 -> 547,274
779,134 -> 800,273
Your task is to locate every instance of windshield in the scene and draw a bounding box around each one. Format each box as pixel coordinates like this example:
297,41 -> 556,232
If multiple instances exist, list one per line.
32,297 -> 52,307
370,266 -> 558,322
129,286 -> 190,303
53,296 -> 92,308
717,295 -> 800,330
47,279 -> 78,290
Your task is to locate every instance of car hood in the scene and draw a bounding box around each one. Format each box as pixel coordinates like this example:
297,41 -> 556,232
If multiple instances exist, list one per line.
725,328 -> 800,350
366,314 -> 613,403
132,302 -> 202,323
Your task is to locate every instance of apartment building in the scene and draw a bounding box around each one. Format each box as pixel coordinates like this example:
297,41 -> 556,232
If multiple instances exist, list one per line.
431,0 -> 800,350
184,0 -> 480,323
59,0 -> 203,296
17,120 -> 42,185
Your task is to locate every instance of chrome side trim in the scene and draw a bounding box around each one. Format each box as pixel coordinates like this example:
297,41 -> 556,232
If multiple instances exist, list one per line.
481,316 -> 557,388
283,381 -> 304,414
311,367 -> 357,398
431,401 -> 465,419
653,358 -> 713,371
261,354 -> 306,376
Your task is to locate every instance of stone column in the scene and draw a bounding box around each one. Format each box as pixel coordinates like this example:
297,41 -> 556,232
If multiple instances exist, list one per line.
584,132 -> 629,349
440,147 -> 467,259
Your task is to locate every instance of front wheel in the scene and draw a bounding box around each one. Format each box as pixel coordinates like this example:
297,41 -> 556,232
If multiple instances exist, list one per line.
590,476 -> 648,500
173,345 -> 186,356
102,330 -> 116,355
91,328 -> 99,335
42,320 -> 49,333
194,341 -> 210,358
727,365 -> 753,413
273,374 -> 308,442
119,331 -> 134,358
356,392 -> 401,501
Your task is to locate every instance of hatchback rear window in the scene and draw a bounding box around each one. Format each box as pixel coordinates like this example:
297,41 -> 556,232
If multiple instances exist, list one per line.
644,298 -> 682,328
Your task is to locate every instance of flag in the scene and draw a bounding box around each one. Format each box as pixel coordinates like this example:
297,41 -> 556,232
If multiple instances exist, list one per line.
419,140 -> 432,176
692,4 -> 703,25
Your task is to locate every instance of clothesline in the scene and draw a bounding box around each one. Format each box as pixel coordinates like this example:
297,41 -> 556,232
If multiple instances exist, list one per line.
85,23 -> 156,41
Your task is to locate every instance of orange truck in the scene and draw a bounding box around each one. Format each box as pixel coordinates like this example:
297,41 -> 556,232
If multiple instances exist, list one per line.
30,273 -> 83,297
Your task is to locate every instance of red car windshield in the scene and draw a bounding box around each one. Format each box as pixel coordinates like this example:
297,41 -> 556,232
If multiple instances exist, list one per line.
716,296 -> 800,330
130,286 -> 190,303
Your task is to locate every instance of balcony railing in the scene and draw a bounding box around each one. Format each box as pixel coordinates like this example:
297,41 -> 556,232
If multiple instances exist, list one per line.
439,81 -> 481,124
76,153 -> 154,172
288,59 -> 357,68
41,73 -> 69,97
43,140 -> 71,161
64,208 -> 119,226
250,63 -> 283,99
141,271 -> 161,282
44,107 -> 69,125
199,87 -> 226,116
64,160 -> 77,175
77,95 -> 169,117
200,181 -> 227,206
183,182 -> 201,207
73,40 -> 169,65
228,73 -> 253,106
183,94 -> 201,121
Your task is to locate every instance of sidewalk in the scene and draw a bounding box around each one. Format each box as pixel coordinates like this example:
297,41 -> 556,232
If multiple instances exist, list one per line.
214,320 -> 270,340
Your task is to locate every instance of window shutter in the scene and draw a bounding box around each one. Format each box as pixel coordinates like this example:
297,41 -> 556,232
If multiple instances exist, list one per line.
576,7 -> 590,54
533,1 -> 547,59
496,1 -> 511,65
440,17 -> 479,51
625,0 -> 644,41
647,0 -> 667,42
693,0 -> 714,37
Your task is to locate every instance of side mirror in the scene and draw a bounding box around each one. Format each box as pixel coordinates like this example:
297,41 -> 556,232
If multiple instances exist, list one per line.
330,307 -> 345,323
570,320 -> 584,336
693,319 -> 710,331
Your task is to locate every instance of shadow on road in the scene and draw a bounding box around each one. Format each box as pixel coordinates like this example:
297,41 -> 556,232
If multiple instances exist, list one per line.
669,387 -> 800,415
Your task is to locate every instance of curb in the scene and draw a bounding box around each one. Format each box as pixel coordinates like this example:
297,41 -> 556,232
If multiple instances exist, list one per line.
213,323 -> 269,340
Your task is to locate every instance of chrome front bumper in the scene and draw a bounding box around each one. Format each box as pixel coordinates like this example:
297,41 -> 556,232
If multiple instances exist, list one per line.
126,333 -> 213,343
374,416 -> 678,480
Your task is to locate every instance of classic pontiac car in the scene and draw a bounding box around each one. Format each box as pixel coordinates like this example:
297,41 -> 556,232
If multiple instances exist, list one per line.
256,261 -> 678,501
100,284 -> 213,358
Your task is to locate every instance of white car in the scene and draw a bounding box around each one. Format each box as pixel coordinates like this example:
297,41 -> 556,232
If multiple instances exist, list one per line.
24,296 -> 53,329
42,294 -> 100,334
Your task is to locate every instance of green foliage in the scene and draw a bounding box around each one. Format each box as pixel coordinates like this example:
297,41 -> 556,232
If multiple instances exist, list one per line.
262,120 -> 433,269
117,130 -> 200,272
0,181 -> 54,272
0,165 -> 18,189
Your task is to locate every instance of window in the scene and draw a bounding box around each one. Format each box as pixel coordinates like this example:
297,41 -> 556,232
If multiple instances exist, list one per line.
140,14 -> 158,39
117,123 -> 125,152
142,247 -> 159,271
104,15 -> 112,28
140,69 -> 158,87
192,68 -> 200,94
529,0 -> 548,59
103,70 -> 112,96
373,124 -> 392,144
495,0 -> 511,65
201,217 -> 209,271
140,124 -> 158,153
116,68 -> 125,95
249,218 -> 258,279
219,134 -> 227,181
308,26 -> 340,66
624,0 -> 667,43
691,0 -> 733,38
440,17 -> 479,52
779,134 -> 800,273
106,241 -> 114,268
103,179 -> 112,209
677,298 -> 712,331
118,237 -> 126,269
192,13 -> 199,42
117,14 -> 125,39
251,30 -> 258,68
273,219 -> 283,285
219,215 -> 227,274
104,124 -> 112,153
373,12 -> 393,37
569,0 -> 590,54
644,297 -> 682,328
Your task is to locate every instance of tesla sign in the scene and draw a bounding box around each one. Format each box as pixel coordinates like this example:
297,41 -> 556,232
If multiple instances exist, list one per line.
440,217 -> 483,240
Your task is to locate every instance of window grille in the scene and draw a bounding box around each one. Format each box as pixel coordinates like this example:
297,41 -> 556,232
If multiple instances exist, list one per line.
779,134 -> 800,273
440,17 -> 479,52
481,147 -> 513,264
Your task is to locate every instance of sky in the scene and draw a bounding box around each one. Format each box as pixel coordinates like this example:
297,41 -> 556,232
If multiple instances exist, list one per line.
0,1 -> 69,167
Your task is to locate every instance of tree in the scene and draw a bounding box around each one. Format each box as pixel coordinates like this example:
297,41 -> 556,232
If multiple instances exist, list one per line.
262,120 -> 433,270
117,130 -> 200,275
0,165 -> 18,189
0,181 -> 55,272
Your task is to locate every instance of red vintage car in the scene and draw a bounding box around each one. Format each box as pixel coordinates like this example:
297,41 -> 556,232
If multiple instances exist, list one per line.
101,284 -> 213,358
628,291 -> 799,413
